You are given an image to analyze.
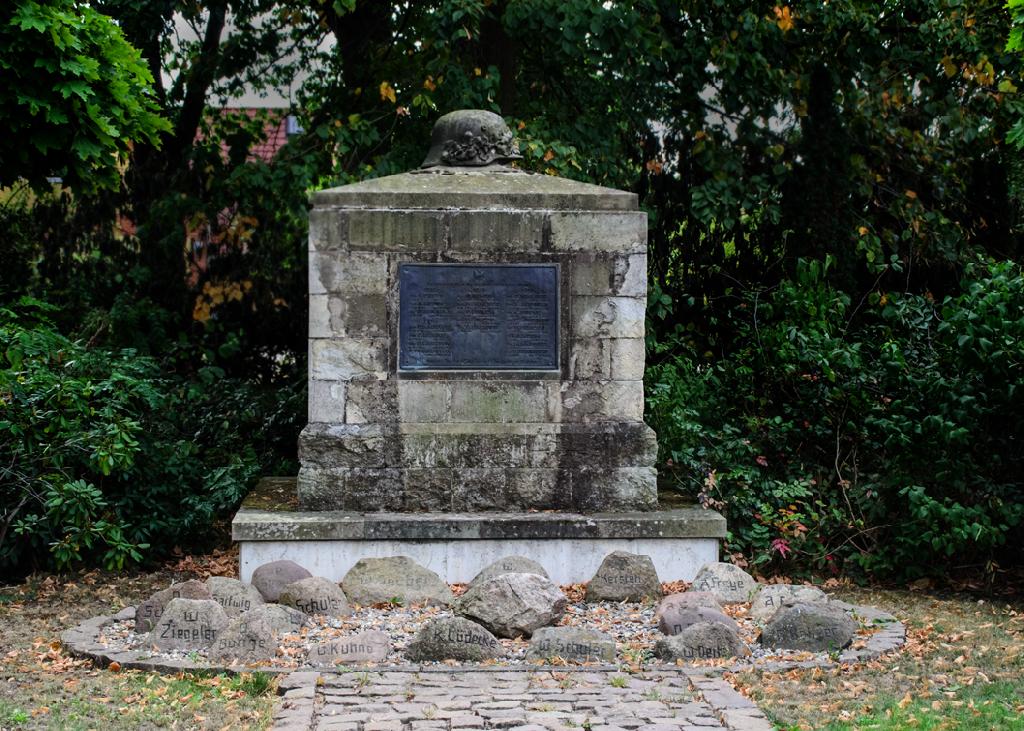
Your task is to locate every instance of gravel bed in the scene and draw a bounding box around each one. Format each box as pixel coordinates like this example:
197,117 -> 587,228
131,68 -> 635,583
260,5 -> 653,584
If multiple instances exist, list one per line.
91,589 -> 884,671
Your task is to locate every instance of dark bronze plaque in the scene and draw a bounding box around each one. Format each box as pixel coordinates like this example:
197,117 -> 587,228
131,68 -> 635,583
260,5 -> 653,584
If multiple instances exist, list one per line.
398,264 -> 559,371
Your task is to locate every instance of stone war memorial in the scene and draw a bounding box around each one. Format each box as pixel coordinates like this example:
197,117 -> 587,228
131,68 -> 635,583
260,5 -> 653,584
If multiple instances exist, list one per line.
231,109 -> 726,584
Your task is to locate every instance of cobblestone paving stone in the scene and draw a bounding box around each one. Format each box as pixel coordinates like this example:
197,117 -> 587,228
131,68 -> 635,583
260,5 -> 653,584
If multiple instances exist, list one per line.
272,670 -> 775,731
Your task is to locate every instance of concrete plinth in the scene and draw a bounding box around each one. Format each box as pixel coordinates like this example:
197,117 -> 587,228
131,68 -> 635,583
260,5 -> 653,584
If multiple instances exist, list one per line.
232,478 -> 725,584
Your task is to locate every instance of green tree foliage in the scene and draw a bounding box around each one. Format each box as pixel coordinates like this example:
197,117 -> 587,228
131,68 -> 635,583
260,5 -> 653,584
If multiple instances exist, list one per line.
0,0 -> 168,191
2,0 -> 1022,577
0,301 -> 301,572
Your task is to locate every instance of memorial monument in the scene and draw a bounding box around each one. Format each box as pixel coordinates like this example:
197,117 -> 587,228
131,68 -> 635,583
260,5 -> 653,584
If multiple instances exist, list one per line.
232,110 -> 725,583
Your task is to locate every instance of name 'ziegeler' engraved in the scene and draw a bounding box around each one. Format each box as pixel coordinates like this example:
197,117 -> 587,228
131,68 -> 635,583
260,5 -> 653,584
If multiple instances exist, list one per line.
399,264 -> 558,371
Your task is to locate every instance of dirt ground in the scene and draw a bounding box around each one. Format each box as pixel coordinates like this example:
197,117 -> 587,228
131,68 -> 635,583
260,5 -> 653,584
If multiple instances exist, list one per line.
1,555 -> 1022,731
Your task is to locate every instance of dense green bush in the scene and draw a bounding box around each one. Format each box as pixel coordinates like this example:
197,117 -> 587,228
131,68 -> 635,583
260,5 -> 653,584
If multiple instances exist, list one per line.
0,300 -> 301,573
647,259 -> 1024,580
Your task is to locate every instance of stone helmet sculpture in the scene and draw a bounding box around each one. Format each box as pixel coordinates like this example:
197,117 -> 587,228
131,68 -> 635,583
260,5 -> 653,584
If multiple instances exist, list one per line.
421,109 -> 522,168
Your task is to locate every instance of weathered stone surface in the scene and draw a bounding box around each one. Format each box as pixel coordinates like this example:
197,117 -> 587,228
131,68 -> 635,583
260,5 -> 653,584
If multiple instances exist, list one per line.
278,577 -> 352,618
456,573 -> 567,638
205,577 -> 265,617
208,614 -> 277,663
585,551 -> 661,602
760,603 -> 856,652
549,211 -> 647,252
135,580 -> 211,633
658,605 -> 738,636
750,584 -> 829,620
235,478 -> 728,542
560,381 -> 645,423
469,556 -> 549,587
298,423 -> 388,468
150,598 -> 228,651
656,592 -> 723,617
306,630 -> 390,666
405,617 -> 503,662
310,338 -> 387,381
341,556 -> 453,607
690,562 -> 759,604
245,604 -> 310,636
251,560 -> 312,602
570,297 -> 646,339
308,379 -> 347,423
525,627 -> 615,663
654,621 -> 747,662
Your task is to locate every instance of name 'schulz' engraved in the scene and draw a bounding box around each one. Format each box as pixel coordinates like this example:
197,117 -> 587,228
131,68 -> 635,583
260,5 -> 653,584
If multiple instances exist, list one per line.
399,264 -> 558,371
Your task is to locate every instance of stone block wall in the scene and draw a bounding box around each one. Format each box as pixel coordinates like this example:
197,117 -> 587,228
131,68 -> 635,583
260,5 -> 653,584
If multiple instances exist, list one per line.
298,197 -> 658,513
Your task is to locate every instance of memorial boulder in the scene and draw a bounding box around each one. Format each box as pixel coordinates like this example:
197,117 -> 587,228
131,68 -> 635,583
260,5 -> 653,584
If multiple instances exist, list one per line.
654,621 -> 748,662
246,604 -> 310,636
657,605 -> 739,636
405,617 -> 504,662
251,560 -> 312,602
209,614 -> 277,663
135,580 -> 211,633
306,630 -> 391,666
585,551 -> 661,602
206,576 -> 265,617
526,627 -> 616,664
469,556 -> 549,588
150,598 -> 228,651
750,584 -> 829,621
760,603 -> 856,652
278,576 -> 351,618
341,556 -> 452,607
690,562 -> 759,604
455,572 -> 566,638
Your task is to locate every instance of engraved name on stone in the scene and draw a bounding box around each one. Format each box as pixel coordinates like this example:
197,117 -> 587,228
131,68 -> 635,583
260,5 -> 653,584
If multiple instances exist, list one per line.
536,639 -> 603,657
399,264 -> 558,371
694,576 -> 745,592
432,625 -> 499,649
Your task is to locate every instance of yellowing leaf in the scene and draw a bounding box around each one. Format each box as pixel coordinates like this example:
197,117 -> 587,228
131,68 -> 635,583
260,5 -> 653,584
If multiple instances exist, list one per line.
473,67 -> 482,76
543,149 -> 555,162
379,80 -> 396,104
905,189 -> 918,199
423,76 -> 436,92
941,56 -> 957,78
773,6 -> 794,32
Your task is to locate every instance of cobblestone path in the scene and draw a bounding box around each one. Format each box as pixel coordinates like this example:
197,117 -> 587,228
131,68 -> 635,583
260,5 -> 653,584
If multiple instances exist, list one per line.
271,670 -> 774,731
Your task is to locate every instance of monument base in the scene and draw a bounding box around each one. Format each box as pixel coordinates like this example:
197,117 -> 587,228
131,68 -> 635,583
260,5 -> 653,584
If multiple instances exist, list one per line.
232,478 -> 727,584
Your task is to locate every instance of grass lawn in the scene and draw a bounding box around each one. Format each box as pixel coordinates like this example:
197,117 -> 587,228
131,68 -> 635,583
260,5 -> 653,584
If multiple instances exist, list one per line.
730,586 -> 1024,730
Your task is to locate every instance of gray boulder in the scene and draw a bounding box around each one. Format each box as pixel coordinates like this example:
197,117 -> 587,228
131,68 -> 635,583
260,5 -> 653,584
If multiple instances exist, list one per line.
150,598 -> 228,651
251,560 -> 312,602
306,630 -> 390,666
205,576 -> 265,617
245,604 -> 310,635
760,602 -> 856,652
525,627 -> 615,663
456,572 -> 567,638
405,617 -> 504,662
690,562 -> 759,604
135,580 -> 212,633
278,576 -> 351,618
750,584 -> 829,620
658,605 -> 739,636
656,592 -> 723,617
654,621 -> 748,662
342,556 -> 453,607
208,614 -> 277,663
585,551 -> 661,602
469,556 -> 549,588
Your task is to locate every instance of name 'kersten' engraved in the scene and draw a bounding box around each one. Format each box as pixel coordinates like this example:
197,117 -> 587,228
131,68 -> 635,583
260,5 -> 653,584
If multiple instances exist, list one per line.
398,264 -> 558,371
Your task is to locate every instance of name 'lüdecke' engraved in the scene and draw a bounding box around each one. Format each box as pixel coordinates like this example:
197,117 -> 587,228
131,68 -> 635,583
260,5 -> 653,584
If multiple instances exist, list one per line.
399,264 -> 558,370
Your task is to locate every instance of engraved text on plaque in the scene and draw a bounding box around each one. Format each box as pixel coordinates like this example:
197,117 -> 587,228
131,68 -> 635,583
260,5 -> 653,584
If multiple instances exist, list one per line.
398,264 -> 558,370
